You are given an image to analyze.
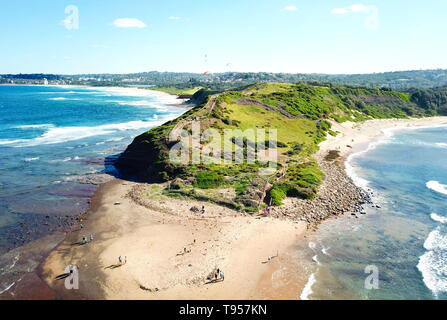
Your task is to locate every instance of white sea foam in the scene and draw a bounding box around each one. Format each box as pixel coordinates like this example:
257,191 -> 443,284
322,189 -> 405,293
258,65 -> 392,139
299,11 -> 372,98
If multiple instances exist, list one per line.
431,213 -> 447,224
53,156 -> 83,162
98,87 -> 181,102
382,124 -> 447,137
0,118 -> 169,147
300,273 -> 316,300
435,142 -> 447,148
50,97 -> 81,101
346,125 -> 447,191
418,250 -> 447,297
321,247 -> 331,256
0,282 -> 16,295
427,181 -> 447,196
312,255 -> 321,265
14,124 -> 53,129
24,157 -> 39,162
0,139 -> 23,145
9,254 -> 20,270
418,227 -> 447,296
424,228 -> 447,251
388,140 -> 447,149
308,242 -> 316,250
118,100 -> 169,111
106,137 -> 125,142
345,158 -> 370,190
344,135 -> 392,190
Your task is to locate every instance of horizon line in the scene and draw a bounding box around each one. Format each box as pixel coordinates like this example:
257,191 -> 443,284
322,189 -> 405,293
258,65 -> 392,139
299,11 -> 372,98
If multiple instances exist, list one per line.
2,68 -> 447,77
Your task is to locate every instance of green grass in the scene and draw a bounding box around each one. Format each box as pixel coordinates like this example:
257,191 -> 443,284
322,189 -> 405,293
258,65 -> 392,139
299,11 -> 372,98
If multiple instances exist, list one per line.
270,161 -> 324,205
193,171 -> 224,189
118,81 -> 432,212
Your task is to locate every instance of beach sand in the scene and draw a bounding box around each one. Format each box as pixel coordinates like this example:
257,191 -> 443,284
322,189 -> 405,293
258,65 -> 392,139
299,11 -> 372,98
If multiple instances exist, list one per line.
40,180 -> 307,300
317,116 -> 447,160
33,116 -> 447,300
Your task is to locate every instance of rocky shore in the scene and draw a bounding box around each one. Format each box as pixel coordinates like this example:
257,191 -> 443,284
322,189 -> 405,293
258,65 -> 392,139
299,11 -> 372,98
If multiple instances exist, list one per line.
268,152 -> 372,228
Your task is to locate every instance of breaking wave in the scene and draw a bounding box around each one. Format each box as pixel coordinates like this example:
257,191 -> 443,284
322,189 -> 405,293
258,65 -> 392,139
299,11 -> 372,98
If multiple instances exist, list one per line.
427,181 -> 447,196
0,119 -> 167,147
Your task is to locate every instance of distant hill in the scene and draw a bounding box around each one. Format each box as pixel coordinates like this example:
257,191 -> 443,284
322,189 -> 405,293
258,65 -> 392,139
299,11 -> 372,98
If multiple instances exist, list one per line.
3,69 -> 447,89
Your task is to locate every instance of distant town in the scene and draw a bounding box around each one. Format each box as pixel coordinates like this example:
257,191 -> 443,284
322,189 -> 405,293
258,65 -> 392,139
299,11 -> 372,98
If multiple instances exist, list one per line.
2,69 -> 447,89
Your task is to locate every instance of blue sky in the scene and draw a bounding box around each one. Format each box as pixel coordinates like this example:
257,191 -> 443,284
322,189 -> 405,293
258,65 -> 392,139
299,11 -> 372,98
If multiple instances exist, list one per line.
1,0 -> 447,74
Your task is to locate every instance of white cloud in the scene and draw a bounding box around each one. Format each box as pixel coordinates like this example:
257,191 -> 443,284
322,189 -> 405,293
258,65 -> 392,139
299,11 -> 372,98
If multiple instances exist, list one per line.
331,4 -> 379,29
112,18 -> 147,29
348,4 -> 369,12
168,16 -> 182,20
331,8 -> 349,14
284,6 -> 298,11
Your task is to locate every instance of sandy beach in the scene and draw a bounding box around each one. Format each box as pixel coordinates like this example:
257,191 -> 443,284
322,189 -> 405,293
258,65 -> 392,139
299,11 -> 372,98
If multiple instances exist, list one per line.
29,116 -> 447,300
40,181 -> 307,299
317,117 -> 447,160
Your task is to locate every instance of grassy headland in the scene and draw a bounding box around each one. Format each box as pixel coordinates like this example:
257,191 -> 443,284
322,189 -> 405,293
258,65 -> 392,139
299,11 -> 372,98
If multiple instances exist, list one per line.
116,82 -> 442,212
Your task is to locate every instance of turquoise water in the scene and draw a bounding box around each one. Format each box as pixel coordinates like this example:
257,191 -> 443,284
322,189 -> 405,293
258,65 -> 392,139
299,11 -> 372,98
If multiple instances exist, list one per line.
301,126 -> 447,300
0,85 -> 185,255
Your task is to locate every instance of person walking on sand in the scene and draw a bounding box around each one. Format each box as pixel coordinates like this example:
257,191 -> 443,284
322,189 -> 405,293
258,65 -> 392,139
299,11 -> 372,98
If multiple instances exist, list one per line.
215,268 -> 220,281
124,256 -> 127,265
219,270 -> 225,282
90,234 -> 93,242
118,256 -> 122,265
201,205 -> 205,215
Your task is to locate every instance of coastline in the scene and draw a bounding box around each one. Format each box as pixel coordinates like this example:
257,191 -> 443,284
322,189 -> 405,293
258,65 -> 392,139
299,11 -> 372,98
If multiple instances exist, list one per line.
0,83 -> 192,109
37,116 -> 447,300
295,116 -> 447,300
0,84 -> 190,299
3,115 -> 447,300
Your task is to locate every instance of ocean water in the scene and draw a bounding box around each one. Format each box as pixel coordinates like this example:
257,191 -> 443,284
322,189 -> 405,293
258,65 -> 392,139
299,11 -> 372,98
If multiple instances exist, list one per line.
299,125 -> 447,300
0,85 -> 185,255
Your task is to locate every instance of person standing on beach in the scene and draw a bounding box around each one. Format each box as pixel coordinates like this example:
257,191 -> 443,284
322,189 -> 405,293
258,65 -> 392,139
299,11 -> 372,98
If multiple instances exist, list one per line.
119,256 -> 122,265
215,268 -> 220,281
201,206 -> 205,215
219,270 -> 225,281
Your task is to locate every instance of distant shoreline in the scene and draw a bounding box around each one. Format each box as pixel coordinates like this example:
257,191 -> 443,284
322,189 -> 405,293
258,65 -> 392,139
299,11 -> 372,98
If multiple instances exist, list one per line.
0,83 -> 194,109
